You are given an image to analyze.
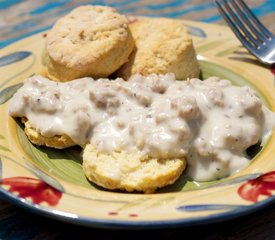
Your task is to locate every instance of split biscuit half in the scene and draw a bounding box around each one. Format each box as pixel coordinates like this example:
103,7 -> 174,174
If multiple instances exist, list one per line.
83,144 -> 186,193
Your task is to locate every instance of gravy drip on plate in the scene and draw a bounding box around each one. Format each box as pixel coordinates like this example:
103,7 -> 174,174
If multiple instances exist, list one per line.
9,74 -> 275,181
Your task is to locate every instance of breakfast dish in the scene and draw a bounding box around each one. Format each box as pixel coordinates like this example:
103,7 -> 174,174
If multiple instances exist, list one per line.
46,5 -> 134,81
6,5 -> 275,193
8,5 -> 205,193
1,9 -> 275,228
116,18 -> 200,80
8,73 -> 275,192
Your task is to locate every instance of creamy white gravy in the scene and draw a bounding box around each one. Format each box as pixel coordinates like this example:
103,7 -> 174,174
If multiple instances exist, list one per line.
9,74 -> 275,181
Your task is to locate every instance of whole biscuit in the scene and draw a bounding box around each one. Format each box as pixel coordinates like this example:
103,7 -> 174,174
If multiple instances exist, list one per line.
46,5 -> 134,81
83,144 -> 186,193
22,118 -> 75,149
116,18 -> 200,80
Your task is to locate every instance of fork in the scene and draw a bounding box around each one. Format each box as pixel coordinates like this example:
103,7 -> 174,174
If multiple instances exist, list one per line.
214,0 -> 275,65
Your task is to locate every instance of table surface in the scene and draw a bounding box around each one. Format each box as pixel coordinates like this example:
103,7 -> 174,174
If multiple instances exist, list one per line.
1,0 -> 275,239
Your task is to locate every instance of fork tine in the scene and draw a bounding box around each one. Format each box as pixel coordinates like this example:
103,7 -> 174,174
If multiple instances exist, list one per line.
230,0 -> 266,43
218,0 -> 260,48
214,0 -> 259,52
237,0 -> 272,39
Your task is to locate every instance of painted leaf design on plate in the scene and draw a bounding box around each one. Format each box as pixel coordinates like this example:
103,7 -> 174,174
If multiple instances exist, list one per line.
24,160 -> 65,193
177,204 -> 245,212
238,171 -> 275,202
0,51 -> 32,67
0,145 -> 11,152
0,83 -> 22,104
196,39 -> 231,53
1,177 -> 62,206
185,25 -> 206,38
215,46 -> 241,57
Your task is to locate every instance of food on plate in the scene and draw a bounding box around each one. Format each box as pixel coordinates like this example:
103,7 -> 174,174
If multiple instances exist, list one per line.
7,5 -> 275,193
45,5 -> 200,82
9,74 -> 275,192
116,18 -> 200,80
46,5 -> 134,81
83,144 -> 185,193
22,118 -> 75,149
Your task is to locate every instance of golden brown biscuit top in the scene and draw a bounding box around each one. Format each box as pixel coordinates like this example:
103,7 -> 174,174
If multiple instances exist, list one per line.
131,18 -> 191,44
116,17 -> 200,80
46,5 -> 130,68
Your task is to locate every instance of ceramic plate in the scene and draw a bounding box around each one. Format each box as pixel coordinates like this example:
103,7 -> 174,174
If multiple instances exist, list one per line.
1,18 -> 275,229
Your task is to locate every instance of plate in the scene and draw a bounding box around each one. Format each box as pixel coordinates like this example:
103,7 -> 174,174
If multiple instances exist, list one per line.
1,18 -> 275,229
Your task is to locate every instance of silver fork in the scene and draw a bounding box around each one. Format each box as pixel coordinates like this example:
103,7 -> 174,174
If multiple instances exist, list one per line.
214,0 -> 275,65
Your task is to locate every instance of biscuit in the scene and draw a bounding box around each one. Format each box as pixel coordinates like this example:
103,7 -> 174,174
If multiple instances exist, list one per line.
46,5 -> 134,81
22,118 -> 75,149
116,18 -> 200,80
83,144 -> 186,193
